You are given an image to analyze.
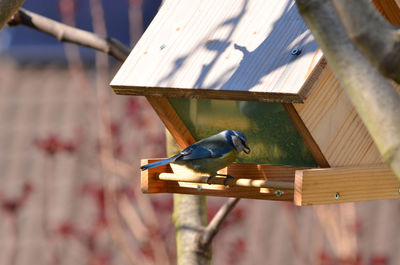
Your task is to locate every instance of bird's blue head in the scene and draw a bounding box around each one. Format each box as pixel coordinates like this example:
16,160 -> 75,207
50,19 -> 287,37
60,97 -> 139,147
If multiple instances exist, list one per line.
222,130 -> 250,154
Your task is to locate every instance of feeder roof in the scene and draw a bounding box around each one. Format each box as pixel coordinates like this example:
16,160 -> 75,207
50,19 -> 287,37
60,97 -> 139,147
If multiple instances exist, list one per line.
110,0 -> 324,103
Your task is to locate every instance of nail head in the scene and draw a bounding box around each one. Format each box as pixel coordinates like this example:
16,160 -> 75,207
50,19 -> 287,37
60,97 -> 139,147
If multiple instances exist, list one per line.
291,48 -> 301,56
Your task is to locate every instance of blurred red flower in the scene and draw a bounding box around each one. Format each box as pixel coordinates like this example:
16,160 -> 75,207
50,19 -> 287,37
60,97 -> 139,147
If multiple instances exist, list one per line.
35,134 -> 77,155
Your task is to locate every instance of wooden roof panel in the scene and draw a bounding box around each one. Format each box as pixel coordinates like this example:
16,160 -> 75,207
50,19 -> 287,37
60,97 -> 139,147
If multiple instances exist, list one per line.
111,0 -> 323,102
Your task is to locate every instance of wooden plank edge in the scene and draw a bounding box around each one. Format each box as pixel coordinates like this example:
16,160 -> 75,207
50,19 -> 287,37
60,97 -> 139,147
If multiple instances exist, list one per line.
111,85 -> 306,103
141,159 -> 305,201
162,184 -> 293,201
140,159 -> 171,193
294,169 -> 304,206
373,0 -> 400,25
294,165 -> 400,206
145,96 -> 195,149
297,56 -> 327,100
282,103 -> 330,168
145,174 -> 294,201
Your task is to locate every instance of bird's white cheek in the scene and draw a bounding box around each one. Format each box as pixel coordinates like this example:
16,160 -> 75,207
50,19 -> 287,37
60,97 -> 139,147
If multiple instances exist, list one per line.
232,136 -> 244,152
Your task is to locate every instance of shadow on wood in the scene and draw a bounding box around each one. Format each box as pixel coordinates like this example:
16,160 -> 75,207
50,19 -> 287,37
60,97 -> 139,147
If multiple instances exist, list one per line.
141,160 -> 399,205
141,159 -> 305,201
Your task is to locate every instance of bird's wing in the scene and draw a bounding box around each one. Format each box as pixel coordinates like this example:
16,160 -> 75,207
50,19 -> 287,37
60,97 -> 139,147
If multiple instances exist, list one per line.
174,144 -> 232,161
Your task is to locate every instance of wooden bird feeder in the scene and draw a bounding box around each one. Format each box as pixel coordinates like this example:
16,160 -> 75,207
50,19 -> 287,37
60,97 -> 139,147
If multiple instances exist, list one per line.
110,0 -> 400,205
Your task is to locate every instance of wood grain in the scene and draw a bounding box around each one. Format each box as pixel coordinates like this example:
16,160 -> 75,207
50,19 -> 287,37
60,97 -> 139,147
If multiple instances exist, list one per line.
294,165 -> 400,205
111,0 -> 323,102
141,159 -> 308,201
294,66 -> 383,167
282,103 -> 330,168
373,0 -> 400,25
159,174 -> 294,190
146,96 -> 195,149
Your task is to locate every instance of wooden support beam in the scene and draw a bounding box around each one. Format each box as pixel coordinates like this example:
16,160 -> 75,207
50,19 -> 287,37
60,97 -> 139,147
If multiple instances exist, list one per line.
146,96 -> 195,149
294,165 -> 400,205
141,159 -> 307,201
373,0 -> 400,25
282,103 -> 330,168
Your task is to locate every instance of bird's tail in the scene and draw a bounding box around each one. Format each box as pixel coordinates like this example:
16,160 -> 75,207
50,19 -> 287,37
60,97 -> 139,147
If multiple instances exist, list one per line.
140,157 -> 175,171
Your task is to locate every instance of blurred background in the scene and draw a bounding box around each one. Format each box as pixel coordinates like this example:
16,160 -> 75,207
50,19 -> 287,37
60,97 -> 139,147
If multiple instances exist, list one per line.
0,1 -> 400,265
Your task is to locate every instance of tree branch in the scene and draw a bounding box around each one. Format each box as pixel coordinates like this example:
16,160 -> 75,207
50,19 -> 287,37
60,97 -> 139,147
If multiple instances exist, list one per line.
295,0 -> 400,178
332,0 -> 400,83
7,8 -> 130,62
197,198 -> 240,251
105,176 -> 153,265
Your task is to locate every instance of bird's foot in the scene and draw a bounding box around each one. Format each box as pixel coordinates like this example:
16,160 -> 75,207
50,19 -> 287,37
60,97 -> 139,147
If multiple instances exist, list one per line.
217,174 -> 234,186
206,174 -> 234,186
206,176 -> 214,185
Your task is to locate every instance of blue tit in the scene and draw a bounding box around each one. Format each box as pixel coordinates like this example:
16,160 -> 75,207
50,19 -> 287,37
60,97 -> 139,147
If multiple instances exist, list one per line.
140,130 -> 250,184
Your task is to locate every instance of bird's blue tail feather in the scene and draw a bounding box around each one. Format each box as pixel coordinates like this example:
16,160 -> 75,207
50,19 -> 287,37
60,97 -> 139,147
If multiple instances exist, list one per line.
140,157 -> 175,171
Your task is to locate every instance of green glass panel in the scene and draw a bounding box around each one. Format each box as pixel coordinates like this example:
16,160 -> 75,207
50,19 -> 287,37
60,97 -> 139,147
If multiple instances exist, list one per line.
168,98 -> 318,168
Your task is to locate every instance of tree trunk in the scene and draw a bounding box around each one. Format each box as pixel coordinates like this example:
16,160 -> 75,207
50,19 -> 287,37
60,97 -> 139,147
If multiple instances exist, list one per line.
296,0 -> 400,179
167,132 -> 211,265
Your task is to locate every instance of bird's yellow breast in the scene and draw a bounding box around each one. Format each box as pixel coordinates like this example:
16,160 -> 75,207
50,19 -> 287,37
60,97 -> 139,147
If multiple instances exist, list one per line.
221,149 -> 238,164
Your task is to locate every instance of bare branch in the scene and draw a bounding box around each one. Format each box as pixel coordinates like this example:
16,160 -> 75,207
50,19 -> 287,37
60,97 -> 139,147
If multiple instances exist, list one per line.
296,0 -> 400,178
105,176 -> 153,265
332,0 -> 400,83
7,8 -> 130,62
118,195 -> 149,243
100,152 -> 136,178
198,198 -> 240,250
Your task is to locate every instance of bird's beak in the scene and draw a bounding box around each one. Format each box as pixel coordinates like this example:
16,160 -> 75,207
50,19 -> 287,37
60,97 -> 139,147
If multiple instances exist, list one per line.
243,145 -> 250,154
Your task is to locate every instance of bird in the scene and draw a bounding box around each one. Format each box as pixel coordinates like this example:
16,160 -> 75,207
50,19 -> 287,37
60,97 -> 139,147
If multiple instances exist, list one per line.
140,130 -> 250,184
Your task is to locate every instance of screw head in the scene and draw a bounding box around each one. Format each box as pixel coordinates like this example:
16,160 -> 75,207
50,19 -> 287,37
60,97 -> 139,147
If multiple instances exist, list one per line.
291,48 -> 301,56
160,44 -> 166,50
197,185 -> 202,191
334,192 -> 340,199
275,190 -> 282,197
